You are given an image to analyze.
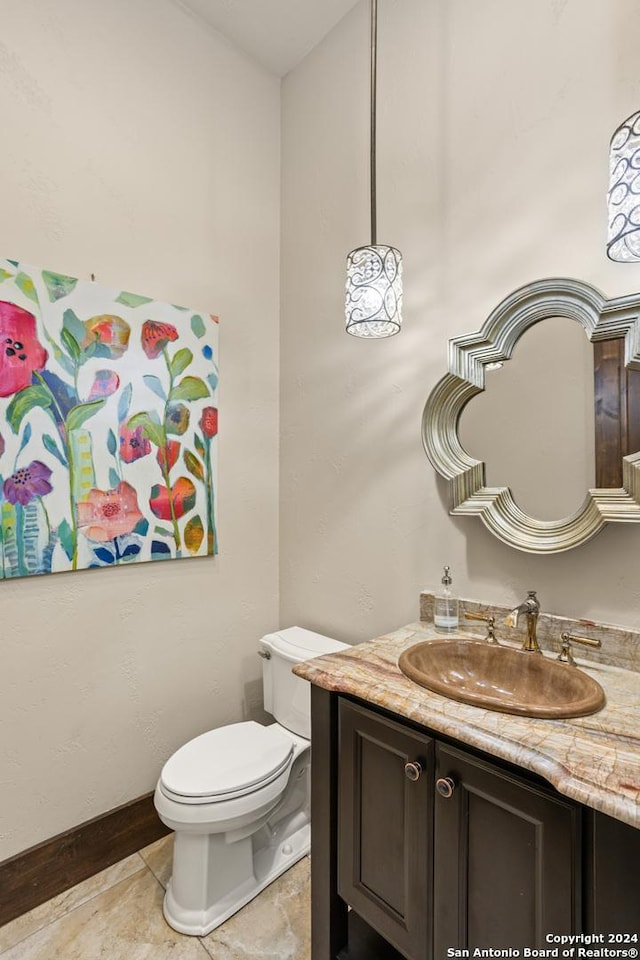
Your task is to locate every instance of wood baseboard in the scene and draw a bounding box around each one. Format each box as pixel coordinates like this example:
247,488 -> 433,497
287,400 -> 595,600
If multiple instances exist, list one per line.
0,792 -> 171,927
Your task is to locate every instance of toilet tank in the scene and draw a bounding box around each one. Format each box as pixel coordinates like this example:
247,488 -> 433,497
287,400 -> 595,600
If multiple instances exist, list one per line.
259,626 -> 349,739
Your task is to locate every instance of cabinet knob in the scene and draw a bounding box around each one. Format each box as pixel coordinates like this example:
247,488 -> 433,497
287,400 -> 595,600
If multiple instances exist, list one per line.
436,776 -> 456,799
404,761 -> 423,782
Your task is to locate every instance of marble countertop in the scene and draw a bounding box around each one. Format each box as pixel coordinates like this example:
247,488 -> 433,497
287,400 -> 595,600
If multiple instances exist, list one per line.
294,621 -> 640,829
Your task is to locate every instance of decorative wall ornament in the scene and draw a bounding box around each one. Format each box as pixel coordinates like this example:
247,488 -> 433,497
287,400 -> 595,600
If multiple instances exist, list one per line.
608,110 -> 640,262
0,258 -> 219,579
423,277 -> 640,554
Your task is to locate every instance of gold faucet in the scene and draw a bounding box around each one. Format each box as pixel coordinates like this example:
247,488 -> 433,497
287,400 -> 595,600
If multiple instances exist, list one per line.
504,590 -> 541,653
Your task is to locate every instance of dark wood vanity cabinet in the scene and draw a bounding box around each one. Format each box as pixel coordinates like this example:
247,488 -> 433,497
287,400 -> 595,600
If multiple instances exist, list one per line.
433,743 -> 581,950
338,699 -> 434,960
311,689 -> 640,960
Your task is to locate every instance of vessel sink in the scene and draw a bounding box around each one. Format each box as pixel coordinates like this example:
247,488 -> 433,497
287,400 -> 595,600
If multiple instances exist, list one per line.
397,639 -> 605,718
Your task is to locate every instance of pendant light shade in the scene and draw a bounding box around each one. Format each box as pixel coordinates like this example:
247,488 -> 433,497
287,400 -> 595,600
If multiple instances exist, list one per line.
345,0 -> 403,338
345,244 -> 403,337
607,110 -> 640,262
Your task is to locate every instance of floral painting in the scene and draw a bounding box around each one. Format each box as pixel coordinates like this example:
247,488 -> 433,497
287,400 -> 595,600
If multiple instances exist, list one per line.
0,258 -> 219,578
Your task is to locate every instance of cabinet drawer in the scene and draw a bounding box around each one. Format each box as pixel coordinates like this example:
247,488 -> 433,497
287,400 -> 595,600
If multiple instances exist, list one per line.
338,698 -> 434,960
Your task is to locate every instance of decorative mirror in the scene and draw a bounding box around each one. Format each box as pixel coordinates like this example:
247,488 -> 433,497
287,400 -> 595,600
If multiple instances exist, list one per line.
422,278 -> 640,553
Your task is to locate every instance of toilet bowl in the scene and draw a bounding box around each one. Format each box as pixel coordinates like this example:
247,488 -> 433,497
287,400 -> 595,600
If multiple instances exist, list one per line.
154,626 -> 348,936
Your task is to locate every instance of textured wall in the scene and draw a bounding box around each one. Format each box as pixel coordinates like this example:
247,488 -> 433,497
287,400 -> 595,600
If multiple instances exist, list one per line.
280,0 -> 640,644
0,0 -> 280,859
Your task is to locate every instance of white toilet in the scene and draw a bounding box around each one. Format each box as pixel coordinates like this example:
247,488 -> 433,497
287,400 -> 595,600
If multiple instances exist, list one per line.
154,626 -> 348,936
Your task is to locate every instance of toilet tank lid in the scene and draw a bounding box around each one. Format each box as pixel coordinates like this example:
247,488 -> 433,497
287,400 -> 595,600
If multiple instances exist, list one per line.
260,626 -> 349,662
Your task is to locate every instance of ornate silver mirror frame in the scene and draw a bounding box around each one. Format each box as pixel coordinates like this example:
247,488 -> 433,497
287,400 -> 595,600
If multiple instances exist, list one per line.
422,278 -> 640,554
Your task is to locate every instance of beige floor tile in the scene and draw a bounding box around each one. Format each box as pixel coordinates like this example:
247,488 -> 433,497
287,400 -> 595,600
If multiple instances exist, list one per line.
138,832 -> 174,888
0,854 -> 145,955
0,869 -> 211,960
201,857 -> 311,960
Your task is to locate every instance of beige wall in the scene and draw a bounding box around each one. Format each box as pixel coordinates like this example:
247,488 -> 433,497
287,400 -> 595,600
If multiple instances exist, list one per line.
0,0 -> 280,859
280,0 -> 640,644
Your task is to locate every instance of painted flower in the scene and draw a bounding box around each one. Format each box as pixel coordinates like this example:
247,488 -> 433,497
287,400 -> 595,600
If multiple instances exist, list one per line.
200,406 -> 218,439
119,424 -> 151,463
77,482 -> 143,541
3,460 -> 53,506
82,315 -> 130,359
165,402 -> 189,436
157,440 -> 180,472
87,369 -> 120,400
149,476 -> 196,520
141,320 -> 179,359
0,301 -> 48,398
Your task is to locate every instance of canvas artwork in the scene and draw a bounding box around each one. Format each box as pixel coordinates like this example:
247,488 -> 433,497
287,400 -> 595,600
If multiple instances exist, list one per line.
0,258 -> 219,579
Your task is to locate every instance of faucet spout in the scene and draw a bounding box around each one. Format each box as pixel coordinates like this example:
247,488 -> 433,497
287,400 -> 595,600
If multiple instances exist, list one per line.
504,591 -> 541,653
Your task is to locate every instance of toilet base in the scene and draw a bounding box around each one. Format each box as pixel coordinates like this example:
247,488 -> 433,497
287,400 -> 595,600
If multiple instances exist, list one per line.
162,818 -> 310,936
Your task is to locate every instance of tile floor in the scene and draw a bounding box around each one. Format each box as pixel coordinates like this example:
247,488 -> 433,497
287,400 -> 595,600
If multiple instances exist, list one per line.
0,835 -> 311,960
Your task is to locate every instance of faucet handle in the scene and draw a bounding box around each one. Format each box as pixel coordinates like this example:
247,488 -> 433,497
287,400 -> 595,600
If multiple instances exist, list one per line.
464,610 -> 498,644
557,631 -> 601,666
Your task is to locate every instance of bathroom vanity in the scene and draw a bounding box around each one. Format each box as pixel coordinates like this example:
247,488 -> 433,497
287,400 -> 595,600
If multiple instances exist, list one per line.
294,609 -> 640,960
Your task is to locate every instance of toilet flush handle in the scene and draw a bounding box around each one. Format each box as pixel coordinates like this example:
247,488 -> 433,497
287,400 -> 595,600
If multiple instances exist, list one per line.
258,649 -> 271,660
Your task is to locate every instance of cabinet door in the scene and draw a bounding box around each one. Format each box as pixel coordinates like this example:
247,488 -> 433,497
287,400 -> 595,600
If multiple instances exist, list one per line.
338,698 -> 434,960
434,743 -> 582,951
585,810 -> 640,934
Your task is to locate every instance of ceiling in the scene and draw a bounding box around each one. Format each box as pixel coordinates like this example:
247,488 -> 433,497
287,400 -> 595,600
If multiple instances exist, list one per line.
176,0 -> 361,77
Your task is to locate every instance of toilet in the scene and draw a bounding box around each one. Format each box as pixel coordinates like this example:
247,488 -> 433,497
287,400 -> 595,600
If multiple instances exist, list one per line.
154,626 -> 348,936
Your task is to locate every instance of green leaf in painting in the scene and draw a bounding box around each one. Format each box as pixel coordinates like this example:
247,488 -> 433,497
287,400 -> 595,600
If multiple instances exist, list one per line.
194,434 -> 205,458
143,375 -> 167,401
58,518 -> 74,561
0,268 -> 13,283
106,428 -> 118,456
42,433 -> 67,467
170,348 -> 193,378
127,411 -> 165,448
184,515 -> 204,555
6,385 -> 52,434
15,272 -> 39,305
170,376 -> 209,403
153,524 -> 173,537
66,399 -> 105,432
207,372 -> 218,393
60,327 -> 82,362
115,291 -> 153,308
118,382 -> 132,423
62,308 -> 87,346
190,314 -> 206,338
184,450 -> 205,482
42,270 -> 78,302
108,467 -> 120,488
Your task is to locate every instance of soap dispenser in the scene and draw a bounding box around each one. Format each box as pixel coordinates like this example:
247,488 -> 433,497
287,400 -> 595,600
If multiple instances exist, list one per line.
434,565 -> 459,634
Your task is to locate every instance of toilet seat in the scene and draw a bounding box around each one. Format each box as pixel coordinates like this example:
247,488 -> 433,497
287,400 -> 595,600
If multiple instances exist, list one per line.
159,721 -> 294,805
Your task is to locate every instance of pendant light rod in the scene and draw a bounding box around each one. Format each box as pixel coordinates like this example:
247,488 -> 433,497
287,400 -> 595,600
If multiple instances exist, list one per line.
370,0 -> 378,246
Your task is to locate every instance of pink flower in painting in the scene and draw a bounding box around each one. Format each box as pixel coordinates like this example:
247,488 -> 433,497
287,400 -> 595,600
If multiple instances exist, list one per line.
119,424 -> 151,463
3,460 -> 53,506
199,406 -> 218,439
77,482 -> 143,542
141,320 -> 179,359
149,477 -> 196,521
87,369 -> 120,400
82,315 -> 130,359
0,301 -> 48,398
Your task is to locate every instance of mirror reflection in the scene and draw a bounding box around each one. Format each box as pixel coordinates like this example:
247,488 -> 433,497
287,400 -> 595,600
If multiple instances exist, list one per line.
459,317 -> 595,521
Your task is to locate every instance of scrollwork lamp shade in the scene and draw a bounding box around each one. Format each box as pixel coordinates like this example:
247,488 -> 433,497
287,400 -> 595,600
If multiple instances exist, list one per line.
607,110 -> 640,262
345,244 -> 403,338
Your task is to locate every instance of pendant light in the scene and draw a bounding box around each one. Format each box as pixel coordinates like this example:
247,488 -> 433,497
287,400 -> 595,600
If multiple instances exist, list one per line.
345,0 -> 403,338
607,110 -> 640,261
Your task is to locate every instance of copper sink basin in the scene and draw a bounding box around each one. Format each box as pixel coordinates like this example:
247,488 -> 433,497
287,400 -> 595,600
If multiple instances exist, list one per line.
397,639 -> 605,718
